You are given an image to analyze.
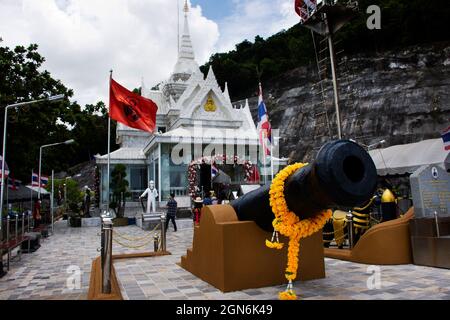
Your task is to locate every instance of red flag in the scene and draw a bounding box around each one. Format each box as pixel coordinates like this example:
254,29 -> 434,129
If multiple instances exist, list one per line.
109,78 -> 158,133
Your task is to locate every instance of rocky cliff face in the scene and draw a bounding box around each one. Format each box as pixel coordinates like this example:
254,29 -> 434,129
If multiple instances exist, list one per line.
235,42 -> 450,162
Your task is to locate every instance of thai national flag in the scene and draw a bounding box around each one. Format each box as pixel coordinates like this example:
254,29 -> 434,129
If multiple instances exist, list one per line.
40,175 -> 49,188
31,172 -> 40,187
0,155 -> 10,179
8,177 -> 21,191
442,126 -> 450,151
257,83 -> 272,156
211,162 -> 219,179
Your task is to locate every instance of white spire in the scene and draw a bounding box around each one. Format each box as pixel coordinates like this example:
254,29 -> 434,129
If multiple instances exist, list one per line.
173,0 -> 199,76
141,76 -> 146,96
243,99 -> 258,131
223,82 -> 231,104
206,65 -> 217,83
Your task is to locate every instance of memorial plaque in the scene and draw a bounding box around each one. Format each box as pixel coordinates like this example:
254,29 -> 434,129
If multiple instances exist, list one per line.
410,164 -> 450,218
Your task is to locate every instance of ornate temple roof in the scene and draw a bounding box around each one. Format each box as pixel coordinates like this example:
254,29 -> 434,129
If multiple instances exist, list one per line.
172,1 -> 200,77
96,147 -> 147,164
102,0 -> 259,162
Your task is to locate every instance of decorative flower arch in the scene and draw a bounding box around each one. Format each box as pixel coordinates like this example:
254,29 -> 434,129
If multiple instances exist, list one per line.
188,155 -> 258,198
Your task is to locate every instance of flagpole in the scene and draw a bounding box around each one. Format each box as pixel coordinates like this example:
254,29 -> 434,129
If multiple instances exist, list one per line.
270,144 -> 274,182
30,169 -> 33,214
262,130 -> 267,186
6,176 -> 9,213
51,169 -> 54,235
107,70 -> 112,214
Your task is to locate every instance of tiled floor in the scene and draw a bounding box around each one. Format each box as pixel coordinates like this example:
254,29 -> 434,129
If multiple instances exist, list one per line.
1,220 -> 450,300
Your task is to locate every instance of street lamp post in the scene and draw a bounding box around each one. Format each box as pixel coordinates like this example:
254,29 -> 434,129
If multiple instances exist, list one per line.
0,95 -> 63,276
1,94 -> 64,231
38,139 -> 75,199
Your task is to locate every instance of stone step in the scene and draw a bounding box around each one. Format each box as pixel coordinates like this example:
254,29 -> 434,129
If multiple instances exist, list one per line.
180,255 -> 189,269
186,248 -> 193,260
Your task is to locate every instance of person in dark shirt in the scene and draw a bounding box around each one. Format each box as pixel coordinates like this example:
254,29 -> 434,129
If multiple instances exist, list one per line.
203,191 -> 213,206
165,193 -> 177,232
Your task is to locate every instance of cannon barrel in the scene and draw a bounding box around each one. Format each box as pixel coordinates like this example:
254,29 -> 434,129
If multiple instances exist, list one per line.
231,140 -> 377,232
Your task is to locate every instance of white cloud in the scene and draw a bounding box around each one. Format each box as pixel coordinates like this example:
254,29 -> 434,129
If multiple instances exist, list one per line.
216,0 -> 299,53
0,0 -> 219,106
0,0 -> 300,106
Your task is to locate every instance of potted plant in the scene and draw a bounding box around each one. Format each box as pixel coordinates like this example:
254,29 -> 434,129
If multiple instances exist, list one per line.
110,164 -> 130,227
68,203 -> 82,227
59,179 -> 83,227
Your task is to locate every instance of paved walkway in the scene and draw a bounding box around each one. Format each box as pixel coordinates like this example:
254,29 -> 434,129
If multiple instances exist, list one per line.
1,220 -> 450,300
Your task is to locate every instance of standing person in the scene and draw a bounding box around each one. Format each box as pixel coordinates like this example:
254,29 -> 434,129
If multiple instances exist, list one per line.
84,186 -> 91,217
33,200 -> 42,229
192,197 -> 203,226
203,192 -> 212,206
165,193 -> 177,232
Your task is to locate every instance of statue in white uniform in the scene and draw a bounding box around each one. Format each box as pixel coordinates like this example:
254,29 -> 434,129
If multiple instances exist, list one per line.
140,180 -> 158,214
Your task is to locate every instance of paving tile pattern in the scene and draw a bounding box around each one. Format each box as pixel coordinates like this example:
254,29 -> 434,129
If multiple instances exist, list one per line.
1,219 -> 450,300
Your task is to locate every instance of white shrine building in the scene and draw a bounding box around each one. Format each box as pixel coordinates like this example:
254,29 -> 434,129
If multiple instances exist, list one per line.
96,2 -> 266,212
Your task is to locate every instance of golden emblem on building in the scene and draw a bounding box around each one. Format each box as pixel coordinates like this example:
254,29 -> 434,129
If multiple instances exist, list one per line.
204,94 -> 217,112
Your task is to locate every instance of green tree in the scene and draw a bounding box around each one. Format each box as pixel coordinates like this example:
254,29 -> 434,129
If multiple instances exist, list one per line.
0,40 -> 117,181
200,0 -> 450,101
52,178 -> 83,214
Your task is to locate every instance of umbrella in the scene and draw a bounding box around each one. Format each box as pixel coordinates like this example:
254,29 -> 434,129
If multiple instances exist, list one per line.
25,185 -> 50,195
212,169 -> 231,184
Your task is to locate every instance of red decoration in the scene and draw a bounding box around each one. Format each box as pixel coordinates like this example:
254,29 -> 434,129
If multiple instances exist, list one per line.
188,155 -> 259,198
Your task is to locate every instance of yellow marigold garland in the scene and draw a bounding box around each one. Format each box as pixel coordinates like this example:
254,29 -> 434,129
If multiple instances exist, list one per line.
267,162 -> 332,300
265,239 -> 284,249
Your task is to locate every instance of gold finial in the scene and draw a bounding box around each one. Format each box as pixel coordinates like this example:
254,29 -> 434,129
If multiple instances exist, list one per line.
184,0 -> 189,14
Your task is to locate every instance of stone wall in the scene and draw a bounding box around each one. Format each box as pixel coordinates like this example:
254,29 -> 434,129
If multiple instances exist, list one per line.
235,42 -> 450,162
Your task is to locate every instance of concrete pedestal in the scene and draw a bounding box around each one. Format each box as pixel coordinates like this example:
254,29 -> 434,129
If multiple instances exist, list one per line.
135,212 -> 163,230
82,217 -> 102,227
180,205 -> 325,292
410,217 -> 450,269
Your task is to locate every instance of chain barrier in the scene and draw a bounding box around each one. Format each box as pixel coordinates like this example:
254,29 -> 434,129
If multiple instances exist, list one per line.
113,222 -> 160,242
322,222 -> 347,235
112,221 -> 163,249
112,236 -> 156,249
370,216 -> 381,224
323,233 -> 348,243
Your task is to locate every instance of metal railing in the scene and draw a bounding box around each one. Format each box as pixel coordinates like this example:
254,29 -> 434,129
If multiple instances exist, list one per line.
346,211 -> 354,249
99,213 -> 168,294
2,212 -> 33,270
101,218 -> 113,294
160,214 -> 166,252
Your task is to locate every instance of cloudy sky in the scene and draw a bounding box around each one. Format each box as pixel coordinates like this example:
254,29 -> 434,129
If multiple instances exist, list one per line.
0,0 -> 299,106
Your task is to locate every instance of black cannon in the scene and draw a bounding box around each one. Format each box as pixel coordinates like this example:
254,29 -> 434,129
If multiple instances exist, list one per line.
231,140 -> 377,232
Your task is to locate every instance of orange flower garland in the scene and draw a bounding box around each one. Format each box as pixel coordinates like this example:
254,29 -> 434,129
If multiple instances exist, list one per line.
267,163 -> 332,300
